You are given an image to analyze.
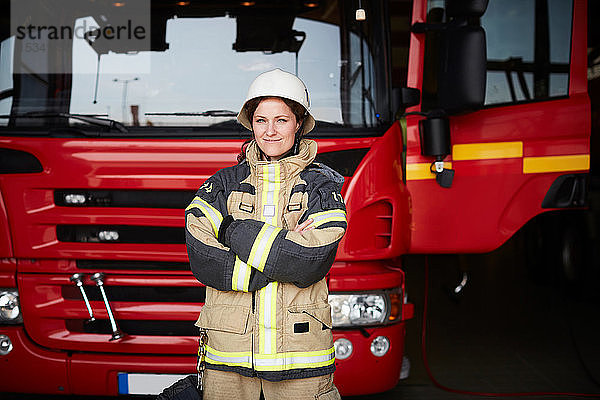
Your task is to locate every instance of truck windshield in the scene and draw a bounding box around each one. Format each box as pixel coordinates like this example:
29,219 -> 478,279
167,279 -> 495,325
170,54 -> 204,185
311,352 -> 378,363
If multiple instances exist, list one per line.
0,0 -> 391,135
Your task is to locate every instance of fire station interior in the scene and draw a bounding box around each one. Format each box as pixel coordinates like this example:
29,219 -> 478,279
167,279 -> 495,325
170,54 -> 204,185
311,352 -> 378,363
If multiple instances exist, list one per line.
2,0 -> 600,399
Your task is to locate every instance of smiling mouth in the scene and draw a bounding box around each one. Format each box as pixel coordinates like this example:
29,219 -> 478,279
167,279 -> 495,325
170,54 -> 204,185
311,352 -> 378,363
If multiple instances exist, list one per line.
263,138 -> 282,142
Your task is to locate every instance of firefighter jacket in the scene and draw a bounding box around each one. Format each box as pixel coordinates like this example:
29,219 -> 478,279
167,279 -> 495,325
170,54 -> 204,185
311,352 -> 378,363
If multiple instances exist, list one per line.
185,139 -> 347,382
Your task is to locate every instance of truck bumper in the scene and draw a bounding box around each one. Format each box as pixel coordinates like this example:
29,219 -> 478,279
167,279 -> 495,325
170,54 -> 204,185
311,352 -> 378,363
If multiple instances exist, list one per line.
333,322 -> 407,396
1,322 -> 408,396
0,326 -> 196,396
0,326 -> 70,394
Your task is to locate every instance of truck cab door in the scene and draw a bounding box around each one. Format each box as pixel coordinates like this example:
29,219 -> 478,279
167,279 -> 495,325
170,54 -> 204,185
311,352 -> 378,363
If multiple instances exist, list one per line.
403,0 -> 589,253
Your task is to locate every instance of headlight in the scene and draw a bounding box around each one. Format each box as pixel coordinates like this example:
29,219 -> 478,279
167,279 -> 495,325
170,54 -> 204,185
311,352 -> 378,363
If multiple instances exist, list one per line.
333,338 -> 353,360
328,293 -> 388,327
370,335 -> 390,357
0,289 -> 23,324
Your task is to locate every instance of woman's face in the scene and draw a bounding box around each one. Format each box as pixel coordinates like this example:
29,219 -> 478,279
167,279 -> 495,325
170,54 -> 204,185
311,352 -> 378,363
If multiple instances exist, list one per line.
252,97 -> 300,161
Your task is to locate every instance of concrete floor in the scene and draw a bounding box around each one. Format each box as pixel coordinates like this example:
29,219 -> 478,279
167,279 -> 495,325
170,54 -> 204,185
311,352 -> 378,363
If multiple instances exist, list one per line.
350,239 -> 600,400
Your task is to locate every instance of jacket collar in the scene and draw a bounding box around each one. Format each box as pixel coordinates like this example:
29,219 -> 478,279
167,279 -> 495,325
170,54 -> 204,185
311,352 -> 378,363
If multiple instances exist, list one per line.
246,139 -> 317,179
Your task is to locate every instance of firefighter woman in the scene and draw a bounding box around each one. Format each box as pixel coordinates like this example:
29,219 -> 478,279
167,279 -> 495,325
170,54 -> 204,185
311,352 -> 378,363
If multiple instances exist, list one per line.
185,68 -> 346,399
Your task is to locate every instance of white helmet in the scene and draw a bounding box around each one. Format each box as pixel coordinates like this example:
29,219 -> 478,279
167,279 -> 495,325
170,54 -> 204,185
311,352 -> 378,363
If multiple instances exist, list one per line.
237,68 -> 315,135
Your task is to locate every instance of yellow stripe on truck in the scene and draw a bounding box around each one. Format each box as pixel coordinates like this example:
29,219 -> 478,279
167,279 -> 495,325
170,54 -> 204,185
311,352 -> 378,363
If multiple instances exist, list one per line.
452,141 -> 523,160
406,162 -> 453,180
406,139 -> 589,180
523,154 -> 590,174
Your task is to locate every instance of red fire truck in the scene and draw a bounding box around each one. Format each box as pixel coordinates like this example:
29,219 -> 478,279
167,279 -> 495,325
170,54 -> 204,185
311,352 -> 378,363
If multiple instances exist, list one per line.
0,0 -> 589,396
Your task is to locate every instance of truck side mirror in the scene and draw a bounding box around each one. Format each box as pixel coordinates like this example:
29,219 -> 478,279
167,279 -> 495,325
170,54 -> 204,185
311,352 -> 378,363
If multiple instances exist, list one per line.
392,87 -> 421,116
446,0 -> 489,19
401,87 -> 421,108
437,25 -> 487,114
419,117 -> 450,159
413,0 -> 488,115
410,0 -> 489,188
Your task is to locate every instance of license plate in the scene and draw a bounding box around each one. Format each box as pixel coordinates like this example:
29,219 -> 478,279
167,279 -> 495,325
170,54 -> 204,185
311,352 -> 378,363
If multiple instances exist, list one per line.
118,373 -> 189,395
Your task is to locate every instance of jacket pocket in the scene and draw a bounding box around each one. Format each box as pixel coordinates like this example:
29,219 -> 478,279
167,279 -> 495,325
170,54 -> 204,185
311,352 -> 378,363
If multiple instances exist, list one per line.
283,304 -> 333,352
228,191 -> 255,219
195,304 -> 250,335
287,303 -> 332,329
283,191 -> 307,229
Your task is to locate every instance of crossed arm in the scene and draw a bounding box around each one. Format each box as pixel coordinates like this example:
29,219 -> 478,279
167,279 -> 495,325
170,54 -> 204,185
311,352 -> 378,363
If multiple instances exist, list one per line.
185,176 -> 346,292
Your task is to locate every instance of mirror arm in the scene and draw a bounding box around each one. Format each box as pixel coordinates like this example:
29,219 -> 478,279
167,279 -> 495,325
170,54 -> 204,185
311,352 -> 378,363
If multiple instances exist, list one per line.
418,114 -> 455,189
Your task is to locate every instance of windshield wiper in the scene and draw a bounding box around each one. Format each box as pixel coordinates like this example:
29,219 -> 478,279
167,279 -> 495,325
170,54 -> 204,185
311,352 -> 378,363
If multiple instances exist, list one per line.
0,112 -> 128,133
145,110 -> 238,117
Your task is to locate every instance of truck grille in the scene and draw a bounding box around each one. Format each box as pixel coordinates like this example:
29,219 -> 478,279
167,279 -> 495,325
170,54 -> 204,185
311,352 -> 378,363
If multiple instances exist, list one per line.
2,139 -> 248,356
57,225 -> 185,244
54,189 -> 196,208
61,283 -> 204,303
65,319 -> 199,336
76,260 -> 191,271
19,272 -> 204,354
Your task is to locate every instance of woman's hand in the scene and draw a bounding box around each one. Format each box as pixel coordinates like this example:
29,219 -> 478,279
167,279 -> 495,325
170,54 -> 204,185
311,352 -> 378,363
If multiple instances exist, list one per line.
293,218 -> 314,234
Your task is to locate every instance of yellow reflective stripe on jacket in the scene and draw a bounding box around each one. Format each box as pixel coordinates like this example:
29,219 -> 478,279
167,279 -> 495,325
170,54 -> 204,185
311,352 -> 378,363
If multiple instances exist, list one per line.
308,209 -> 347,228
204,345 -> 335,371
255,163 -> 282,355
186,196 -> 223,236
205,345 -> 252,369
247,223 -> 281,272
259,281 -> 278,354
261,163 -> 281,226
231,256 -> 252,292
254,347 -> 335,371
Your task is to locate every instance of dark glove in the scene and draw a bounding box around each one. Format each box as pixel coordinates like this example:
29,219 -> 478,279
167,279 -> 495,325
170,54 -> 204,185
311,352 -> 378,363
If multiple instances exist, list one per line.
217,215 -> 234,247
